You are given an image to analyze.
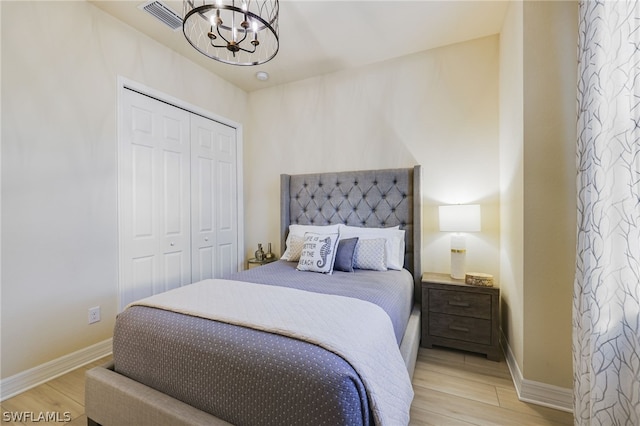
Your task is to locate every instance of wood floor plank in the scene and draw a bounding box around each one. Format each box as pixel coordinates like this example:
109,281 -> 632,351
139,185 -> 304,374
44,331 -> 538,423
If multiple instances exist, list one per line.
413,368 -> 501,406
412,385 -> 570,426
495,386 -> 573,425
410,404 -> 478,425
416,352 -> 514,390
42,356 -> 113,408
1,384 -> 82,425
45,368 -> 88,407
64,413 -> 87,426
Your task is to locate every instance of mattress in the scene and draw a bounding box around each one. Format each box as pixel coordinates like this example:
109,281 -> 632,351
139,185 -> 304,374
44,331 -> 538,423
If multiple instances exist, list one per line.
113,262 -> 415,425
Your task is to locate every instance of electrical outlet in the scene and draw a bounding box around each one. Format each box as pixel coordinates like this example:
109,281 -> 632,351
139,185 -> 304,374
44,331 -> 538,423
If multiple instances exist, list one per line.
88,306 -> 101,324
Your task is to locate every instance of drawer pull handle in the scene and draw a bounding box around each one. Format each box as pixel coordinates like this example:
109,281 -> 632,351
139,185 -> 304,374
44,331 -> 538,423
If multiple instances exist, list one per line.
449,325 -> 469,332
448,301 -> 470,307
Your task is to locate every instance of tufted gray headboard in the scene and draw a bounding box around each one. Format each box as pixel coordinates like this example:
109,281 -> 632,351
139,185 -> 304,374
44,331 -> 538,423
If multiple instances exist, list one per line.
280,166 -> 422,303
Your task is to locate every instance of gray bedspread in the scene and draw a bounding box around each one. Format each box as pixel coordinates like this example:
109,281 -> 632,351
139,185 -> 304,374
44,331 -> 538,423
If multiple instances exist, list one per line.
227,260 -> 414,343
113,262 -> 414,426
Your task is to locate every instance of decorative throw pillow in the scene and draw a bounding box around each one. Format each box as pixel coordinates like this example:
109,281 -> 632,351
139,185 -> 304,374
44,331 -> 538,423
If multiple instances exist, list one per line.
296,232 -> 340,274
282,224 -> 341,261
353,238 -> 387,271
333,237 -> 359,272
280,235 -> 304,261
338,225 -> 405,270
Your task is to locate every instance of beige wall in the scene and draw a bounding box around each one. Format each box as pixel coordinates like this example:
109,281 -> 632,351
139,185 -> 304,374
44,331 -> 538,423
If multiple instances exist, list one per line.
1,1 -> 247,378
522,0 -> 577,387
499,0 -> 525,372
245,36 -> 501,282
499,0 -> 577,389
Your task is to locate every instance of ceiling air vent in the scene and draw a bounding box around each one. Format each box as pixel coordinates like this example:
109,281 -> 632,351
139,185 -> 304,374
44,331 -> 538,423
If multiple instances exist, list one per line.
138,1 -> 183,31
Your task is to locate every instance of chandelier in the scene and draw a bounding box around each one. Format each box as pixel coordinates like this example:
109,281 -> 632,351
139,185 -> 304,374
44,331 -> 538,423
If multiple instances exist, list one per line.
183,0 -> 279,66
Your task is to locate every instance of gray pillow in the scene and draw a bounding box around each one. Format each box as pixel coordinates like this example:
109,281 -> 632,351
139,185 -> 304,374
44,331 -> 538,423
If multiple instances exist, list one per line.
333,237 -> 359,272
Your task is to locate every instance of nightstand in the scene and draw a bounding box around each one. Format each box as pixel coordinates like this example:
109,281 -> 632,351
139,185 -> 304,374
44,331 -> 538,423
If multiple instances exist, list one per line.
421,272 -> 500,361
247,257 -> 277,269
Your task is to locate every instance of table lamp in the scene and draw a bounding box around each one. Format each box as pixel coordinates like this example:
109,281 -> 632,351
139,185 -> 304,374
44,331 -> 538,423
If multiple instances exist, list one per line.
439,204 -> 481,279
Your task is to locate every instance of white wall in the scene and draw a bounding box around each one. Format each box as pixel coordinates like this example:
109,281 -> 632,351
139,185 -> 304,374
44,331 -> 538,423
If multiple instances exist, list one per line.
1,0 -> 247,379
245,36 -> 500,283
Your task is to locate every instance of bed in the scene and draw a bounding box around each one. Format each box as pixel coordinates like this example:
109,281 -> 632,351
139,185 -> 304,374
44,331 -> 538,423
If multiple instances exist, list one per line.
85,166 -> 423,426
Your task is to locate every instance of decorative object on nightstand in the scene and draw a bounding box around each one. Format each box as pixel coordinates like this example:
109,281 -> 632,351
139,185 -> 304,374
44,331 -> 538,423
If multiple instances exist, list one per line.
421,272 -> 500,361
465,272 -> 494,287
254,243 -> 265,261
438,204 -> 481,279
265,243 -> 274,260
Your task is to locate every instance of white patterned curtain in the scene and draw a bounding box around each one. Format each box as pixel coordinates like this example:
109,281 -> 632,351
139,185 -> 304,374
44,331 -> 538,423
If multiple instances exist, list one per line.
574,1 -> 640,425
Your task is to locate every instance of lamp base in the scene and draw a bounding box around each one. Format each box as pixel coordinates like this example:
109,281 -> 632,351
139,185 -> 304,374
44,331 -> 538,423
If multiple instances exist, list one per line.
450,249 -> 466,280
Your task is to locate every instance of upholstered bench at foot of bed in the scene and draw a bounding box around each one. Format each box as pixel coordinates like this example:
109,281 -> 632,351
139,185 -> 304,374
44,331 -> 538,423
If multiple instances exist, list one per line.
85,362 -> 233,426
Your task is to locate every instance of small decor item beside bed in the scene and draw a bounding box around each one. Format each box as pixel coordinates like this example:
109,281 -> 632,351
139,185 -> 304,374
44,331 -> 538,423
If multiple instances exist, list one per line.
255,243 -> 265,261
296,232 -> 340,274
265,243 -> 275,259
465,272 -> 494,287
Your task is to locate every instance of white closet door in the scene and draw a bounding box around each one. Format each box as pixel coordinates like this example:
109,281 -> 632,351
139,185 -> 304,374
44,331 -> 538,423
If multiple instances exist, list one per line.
120,89 -> 191,309
191,114 -> 238,280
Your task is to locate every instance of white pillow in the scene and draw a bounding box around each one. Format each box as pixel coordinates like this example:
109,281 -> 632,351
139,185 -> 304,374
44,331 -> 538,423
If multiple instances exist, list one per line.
280,235 -> 304,261
281,224 -> 340,261
353,238 -> 387,271
338,225 -> 405,270
296,232 -> 340,274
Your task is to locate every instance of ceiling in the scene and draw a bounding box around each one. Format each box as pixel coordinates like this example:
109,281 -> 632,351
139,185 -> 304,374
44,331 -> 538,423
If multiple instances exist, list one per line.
90,0 -> 509,92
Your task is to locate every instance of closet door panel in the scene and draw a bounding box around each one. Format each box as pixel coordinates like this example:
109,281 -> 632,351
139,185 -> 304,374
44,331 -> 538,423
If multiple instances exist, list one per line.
217,243 -> 235,278
193,154 -> 215,281
129,255 -> 155,305
196,246 -> 214,281
191,115 -> 237,281
157,108 -> 191,293
163,251 -> 186,292
191,119 -> 216,282
214,125 -> 238,278
120,89 -> 191,309
131,144 -> 154,241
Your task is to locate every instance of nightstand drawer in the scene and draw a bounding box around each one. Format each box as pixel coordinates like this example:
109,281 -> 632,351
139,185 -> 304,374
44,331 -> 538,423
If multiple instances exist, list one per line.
429,313 -> 492,345
428,289 -> 492,319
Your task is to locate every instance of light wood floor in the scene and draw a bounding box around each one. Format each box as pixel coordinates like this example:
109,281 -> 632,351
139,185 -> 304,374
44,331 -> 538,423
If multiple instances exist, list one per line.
1,347 -> 573,425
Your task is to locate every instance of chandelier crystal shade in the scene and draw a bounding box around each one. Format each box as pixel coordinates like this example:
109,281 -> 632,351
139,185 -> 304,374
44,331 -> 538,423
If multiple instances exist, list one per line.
183,0 -> 279,66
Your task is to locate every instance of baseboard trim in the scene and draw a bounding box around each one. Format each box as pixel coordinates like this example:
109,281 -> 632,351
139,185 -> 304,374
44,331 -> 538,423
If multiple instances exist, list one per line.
1,338 -> 113,401
501,333 -> 573,413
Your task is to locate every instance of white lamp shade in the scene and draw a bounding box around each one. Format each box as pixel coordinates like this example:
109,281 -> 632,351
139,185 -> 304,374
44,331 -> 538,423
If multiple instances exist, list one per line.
439,204 -> 481,232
